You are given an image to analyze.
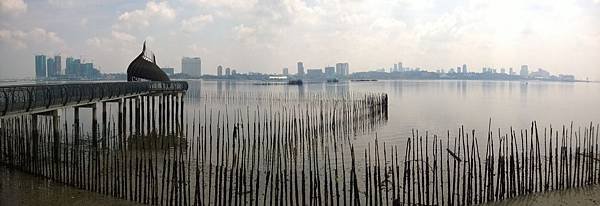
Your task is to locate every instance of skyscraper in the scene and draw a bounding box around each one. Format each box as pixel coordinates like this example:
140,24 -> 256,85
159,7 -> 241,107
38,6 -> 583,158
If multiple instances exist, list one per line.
520,65 -> 529,77
65,57 -> 76,76
398,62 -> 403,72
282,68 -> 289,75
509,68 -> 514,75
297,62 -> 304,76
393,64 -> 398,72
54,55 -> 62,76
335,63 -> 349,76
47,57 -> 56,77
35,55 -> 47,79
462,64 -> 467,73
182,57 -> 202,77
217,65 -> 223,76
225,67 -> 231,76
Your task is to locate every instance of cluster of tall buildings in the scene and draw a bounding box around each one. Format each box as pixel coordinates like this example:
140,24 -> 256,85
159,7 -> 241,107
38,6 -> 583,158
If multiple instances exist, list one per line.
35,54 -> 100,79
291,62 -> 349,79
181,57 -> 202,77
216,65 -> 237,77
35,55 -> 61,78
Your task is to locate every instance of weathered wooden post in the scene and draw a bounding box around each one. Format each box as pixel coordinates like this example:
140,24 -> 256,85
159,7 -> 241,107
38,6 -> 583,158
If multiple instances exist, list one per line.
92,104 -> 98,147
31,114 -> 39,172
52,110 -> 59,172
102,101 -> 107,148
74,107 -> 80,144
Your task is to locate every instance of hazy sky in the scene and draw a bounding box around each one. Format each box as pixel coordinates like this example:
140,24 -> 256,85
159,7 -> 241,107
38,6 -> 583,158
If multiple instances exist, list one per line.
1,0 -> 599,79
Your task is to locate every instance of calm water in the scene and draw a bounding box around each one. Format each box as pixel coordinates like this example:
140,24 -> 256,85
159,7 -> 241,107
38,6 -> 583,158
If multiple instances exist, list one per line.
186,80 -> 600,143
1,79 -> 599,204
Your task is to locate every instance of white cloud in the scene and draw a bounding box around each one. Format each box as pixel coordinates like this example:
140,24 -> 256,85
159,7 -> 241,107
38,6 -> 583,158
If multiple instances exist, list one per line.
0,0 -> 27,15
233,24 -> 257,44
191,0 -> 257,11
0,28 -> 64,49
114,1 -> 176,30
181,15 -> 213,33
86,31 -> 137,49
47,0 -> 76,8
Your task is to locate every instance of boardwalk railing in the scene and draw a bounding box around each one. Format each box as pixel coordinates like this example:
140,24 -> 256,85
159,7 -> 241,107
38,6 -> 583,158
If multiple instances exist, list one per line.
0,81 -> 188,116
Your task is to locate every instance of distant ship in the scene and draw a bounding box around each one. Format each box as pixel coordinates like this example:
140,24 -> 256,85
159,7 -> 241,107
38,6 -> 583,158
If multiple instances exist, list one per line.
127,41 -> 170,81
327,78 -> 339,83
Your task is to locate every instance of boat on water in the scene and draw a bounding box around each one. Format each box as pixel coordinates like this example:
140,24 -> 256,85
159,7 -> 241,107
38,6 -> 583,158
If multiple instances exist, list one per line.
326,78 -> 339,83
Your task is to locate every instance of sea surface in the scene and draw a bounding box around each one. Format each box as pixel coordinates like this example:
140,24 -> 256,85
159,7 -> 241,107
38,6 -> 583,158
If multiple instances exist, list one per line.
1,79 -> 599,205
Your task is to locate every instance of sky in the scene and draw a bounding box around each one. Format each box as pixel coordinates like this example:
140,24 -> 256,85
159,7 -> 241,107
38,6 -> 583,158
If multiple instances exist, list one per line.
0,0 -> 599,80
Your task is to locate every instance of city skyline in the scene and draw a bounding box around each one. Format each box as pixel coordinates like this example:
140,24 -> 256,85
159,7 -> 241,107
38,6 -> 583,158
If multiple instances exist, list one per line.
1,0 -> 599,80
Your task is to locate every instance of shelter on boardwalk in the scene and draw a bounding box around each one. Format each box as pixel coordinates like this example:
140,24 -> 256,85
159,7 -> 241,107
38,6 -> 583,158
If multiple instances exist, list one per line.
127,41 -> 170,81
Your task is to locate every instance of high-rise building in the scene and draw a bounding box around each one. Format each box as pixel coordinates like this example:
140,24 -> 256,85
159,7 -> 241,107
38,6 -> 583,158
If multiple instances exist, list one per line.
47,57 -> 56,77
462,64 -> 467,73
520,65 -> 529,77
393,64 -> 398,72
181,57 -> 202,77
65,57 -> 77,76
282,68 -> 289,75
398,62 -> 403,72
335,63 -> 349,76
231,69 -> 237,75
217,65 -> 223,76
54,55 -> 62,76
457,67 -> 462,73
35,55 -> 47,79
297,62 -> 305,76
225,67 -> 231,76
509,68 -> 514,75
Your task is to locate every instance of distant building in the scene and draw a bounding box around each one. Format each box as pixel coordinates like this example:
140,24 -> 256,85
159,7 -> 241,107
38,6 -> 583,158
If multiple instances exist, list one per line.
500,68 -> 506,74
35,55 -> 47,79
335,63 -> 349,76
46,58 -> 56,78
306,69 -> 323,78
54,55 -> 62,76
393,64 -> 398,72
217,65 -> 223,76
559,74 -> 575,81
462,64 -> 467,73
530,68 -> 550,79
232,69 -> 237,75
297,62 -> 305,76
64,57 -> 100,79
324,66 -> 335,77
457,67 -> 461,73
520,65 -> 529,77
225,67 -> 231,76
282,68 -> 289,75
398,62 -> 403,72
182,57 -> 202,77
65,57 -> 77,76
161,68 -> 175,76
509,68 -> 514,75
